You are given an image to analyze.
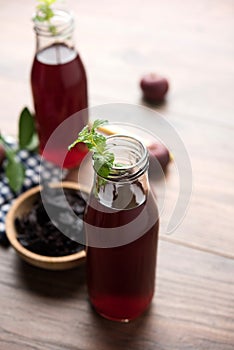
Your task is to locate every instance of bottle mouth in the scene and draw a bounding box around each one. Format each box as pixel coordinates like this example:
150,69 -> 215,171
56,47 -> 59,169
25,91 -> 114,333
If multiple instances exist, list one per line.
95,135 -> 149,181
33,9 -> 74,37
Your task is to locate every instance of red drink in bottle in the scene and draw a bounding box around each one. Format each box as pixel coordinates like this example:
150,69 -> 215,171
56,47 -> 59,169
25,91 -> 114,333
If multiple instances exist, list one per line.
31,9 -> 88,168
85,135 -> 159,322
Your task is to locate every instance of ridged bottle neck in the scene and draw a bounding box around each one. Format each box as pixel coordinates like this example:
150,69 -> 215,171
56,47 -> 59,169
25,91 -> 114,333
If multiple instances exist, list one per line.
93,135 -> 149,209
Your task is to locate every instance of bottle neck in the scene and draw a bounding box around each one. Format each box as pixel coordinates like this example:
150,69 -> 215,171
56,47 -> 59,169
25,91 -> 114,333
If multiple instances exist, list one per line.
93,135 -> 149,210
33,9 -> 75,54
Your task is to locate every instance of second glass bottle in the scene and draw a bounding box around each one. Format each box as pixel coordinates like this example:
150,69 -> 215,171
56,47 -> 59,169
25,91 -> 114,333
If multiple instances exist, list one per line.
31,8 -> 88,168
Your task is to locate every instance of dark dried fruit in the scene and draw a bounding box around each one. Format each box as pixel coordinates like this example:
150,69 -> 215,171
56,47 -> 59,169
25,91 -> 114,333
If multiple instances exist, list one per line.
0,144 -> 6,168
148,142 -> 170,170
15,187 -> 87,257
140,73 -> 169,103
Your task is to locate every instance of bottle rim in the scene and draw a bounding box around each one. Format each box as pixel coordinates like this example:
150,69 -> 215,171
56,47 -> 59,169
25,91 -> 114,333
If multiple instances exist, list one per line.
94,134 -> 149,181
32,9 -> 74,37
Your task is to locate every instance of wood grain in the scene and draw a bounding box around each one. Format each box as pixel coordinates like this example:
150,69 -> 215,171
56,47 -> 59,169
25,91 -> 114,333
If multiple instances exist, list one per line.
0,241 -> 233,350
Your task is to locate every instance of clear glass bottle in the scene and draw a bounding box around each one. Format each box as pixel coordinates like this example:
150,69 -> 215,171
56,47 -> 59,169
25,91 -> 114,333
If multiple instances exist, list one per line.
31,9 -> 88,168
85,135 -> 159,322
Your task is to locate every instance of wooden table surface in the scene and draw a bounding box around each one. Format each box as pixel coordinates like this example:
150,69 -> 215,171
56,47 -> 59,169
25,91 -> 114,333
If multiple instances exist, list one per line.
0,0 -> 234,349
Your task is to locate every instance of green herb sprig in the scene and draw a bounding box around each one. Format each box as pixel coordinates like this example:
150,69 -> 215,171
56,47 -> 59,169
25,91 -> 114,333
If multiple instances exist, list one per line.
33,0 -> 57,35
68,120 -> 115,178
0,107 -> 38,193
0,136 -> 25,193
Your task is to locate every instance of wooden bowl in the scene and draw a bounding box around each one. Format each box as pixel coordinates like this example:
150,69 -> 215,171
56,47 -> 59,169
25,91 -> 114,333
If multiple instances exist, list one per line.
5,182 -> 89,270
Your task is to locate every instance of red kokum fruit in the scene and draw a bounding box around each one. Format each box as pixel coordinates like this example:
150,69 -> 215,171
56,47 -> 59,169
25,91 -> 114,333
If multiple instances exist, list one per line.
140,73 -> 169,103
148,142 -> 170,170
0,144 -> 6,167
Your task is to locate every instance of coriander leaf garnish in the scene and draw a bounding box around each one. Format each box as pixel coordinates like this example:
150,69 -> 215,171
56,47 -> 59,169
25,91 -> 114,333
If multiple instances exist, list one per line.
68,120 -> 115,178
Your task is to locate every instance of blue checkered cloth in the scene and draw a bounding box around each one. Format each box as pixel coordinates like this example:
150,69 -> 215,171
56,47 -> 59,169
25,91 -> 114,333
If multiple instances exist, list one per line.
0,139 -> 66,246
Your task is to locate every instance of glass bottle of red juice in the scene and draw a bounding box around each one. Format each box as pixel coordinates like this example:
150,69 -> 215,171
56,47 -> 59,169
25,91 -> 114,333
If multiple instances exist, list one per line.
31,8 -> 88,168
85,135 -> 159,322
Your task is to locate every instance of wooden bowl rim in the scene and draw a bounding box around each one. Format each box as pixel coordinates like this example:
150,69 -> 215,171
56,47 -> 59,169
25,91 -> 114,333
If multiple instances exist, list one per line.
5,181 -> 89,268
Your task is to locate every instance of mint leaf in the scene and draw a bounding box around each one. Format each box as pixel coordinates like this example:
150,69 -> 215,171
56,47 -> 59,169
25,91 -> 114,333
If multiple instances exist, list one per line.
1,105 -> 39,193
19,107 -> 38,151
24,133 -> 39,152
69,119 -> 114,178
93,152 -> 114,178
5,154 -> 25,193
91,119 -> 108,132
33,0 -> 57,35
0,132 -> 26,193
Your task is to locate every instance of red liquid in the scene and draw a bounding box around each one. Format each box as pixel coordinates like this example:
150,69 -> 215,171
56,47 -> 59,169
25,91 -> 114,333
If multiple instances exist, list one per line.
31,44 -> 88,168
85,185 -> 159,322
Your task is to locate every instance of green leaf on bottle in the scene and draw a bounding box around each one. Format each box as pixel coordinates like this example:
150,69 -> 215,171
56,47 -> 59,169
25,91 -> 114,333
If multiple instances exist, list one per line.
69,119 -> 115,178
33,0 -> 58,35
